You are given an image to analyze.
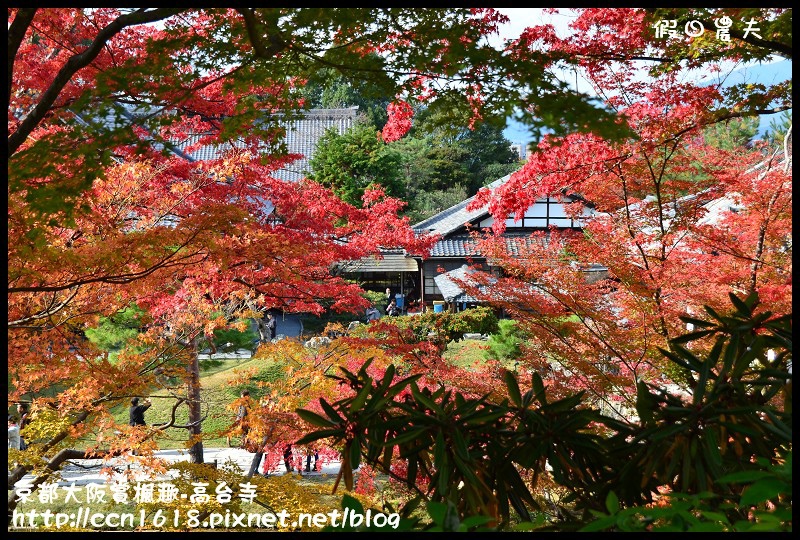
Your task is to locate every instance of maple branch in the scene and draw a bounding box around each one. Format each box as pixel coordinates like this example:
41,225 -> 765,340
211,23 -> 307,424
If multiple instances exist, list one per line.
139,342 -> 190,377
748,154 -> 789,294
7,446 -> 123,518
166,416 -> 207,431
107,63 -> 250,131
659,106 -> 794,147
691,240 -> 790,272
639,9 -> 792,59
690,18 -> 792,59
235,8 -> 288,60
528,293 -> 642,414
8,8 -> 186,157
572,53 -> 673,64
7,409 -> 92,489
7,9 -> 38,109
8,243 -> 209,295
7,287 -> 82,327
153,398 -> 187,430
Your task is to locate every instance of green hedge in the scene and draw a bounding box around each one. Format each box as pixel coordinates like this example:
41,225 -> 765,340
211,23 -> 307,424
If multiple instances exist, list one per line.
382,306 -> 499,343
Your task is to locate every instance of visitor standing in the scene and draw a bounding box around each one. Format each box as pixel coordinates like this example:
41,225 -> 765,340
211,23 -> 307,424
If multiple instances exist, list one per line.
8,415 -> 21,450
129,397 -> 152,426
266,312 -> 277,341
304,448 -> 319,472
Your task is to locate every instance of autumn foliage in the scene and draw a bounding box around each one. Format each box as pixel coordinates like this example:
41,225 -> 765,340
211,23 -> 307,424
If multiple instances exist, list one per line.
464,8 -> 792,408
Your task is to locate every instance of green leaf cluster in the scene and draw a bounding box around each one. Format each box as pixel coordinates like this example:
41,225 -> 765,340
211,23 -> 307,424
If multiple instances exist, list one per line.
485,319 -> 526,363
307,121 -> 405,207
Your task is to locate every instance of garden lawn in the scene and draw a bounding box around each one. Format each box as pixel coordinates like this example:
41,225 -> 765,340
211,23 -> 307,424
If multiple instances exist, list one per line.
98,337 -> 501,451
106,355 -> 278,450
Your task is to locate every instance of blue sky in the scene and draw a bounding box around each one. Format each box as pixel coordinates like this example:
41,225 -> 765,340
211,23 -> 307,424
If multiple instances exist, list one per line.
493,9 -> 792,146
503,59 -> 792,146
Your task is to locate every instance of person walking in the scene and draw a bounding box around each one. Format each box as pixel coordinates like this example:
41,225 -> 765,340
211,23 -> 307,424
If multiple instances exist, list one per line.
129,397 -> 152,426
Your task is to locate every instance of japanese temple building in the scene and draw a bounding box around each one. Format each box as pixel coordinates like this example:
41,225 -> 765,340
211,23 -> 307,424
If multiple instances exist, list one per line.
342,173 -> 604,310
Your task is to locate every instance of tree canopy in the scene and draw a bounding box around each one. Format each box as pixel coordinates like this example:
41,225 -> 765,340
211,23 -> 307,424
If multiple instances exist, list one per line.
7,7 -> 792,531
308,121 -> 406,207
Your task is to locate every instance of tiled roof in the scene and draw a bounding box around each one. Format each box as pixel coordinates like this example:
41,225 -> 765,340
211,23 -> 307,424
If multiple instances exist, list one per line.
429,235 -> 481,257
172,107 -> 359,181
503,233 -> 549,256
338,253 -> 419,273
278,108 -> 359,182
428,232 -> 548,258
412,174 -> 594,238
75,103 -> 359,182
433,264 -> 494,303
412,174 -> 510,236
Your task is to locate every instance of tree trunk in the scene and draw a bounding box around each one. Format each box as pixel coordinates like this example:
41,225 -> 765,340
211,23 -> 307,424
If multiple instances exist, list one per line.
247,435 -> 270,478
187,339 -> 204,464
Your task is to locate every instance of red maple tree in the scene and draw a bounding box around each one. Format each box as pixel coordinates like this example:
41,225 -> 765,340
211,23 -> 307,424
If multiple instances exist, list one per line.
463,8 -> 791,410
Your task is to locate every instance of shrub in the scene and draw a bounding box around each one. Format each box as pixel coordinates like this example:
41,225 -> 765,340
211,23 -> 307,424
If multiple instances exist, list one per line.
485,319 -> 525,363
298,292 -> 792,531
450,306 -> 499,336
379,306 -> 498,343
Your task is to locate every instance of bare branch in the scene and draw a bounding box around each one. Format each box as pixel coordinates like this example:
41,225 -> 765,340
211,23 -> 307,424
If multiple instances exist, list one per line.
235,9 -> 287,59
153,398 -> 186,430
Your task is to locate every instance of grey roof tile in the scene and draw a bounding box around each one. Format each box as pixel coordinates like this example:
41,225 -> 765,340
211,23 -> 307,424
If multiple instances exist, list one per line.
433,264 -> 495,303
412,174 -> 511,236
429,235 -> 481,258
170,107 -> 359,181
428,232 -> 548,258
338,253 -> 419,272
78,104 -> 359,182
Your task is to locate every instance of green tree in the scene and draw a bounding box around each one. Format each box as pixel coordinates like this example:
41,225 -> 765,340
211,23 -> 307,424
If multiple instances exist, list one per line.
405,185 -> 469,224
763,111 -> 793,147
485,319 -> 526,364
701,116 -> 760,150
411,107 -> 520,195
459,123 -> 520,194
308,121 -> 405,206
84,304 -> 149,354
421,144 -> 471,192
